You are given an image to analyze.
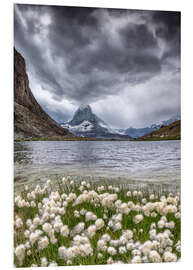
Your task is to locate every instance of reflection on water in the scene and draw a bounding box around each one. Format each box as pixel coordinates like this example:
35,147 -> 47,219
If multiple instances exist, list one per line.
14,140 -> 180,184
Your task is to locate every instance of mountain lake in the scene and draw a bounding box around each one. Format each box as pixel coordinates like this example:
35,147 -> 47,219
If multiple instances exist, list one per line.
14,140 -> 180,191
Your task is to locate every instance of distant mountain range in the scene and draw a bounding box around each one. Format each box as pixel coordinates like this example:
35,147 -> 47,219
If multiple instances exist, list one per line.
61,105 -> 132,140
61,104 -> 180,139
122,116 -> 181,138
14,48 -> 180,141
136,120 -> 181,141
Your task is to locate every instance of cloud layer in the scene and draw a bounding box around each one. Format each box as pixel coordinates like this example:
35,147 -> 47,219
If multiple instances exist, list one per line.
14,5 -> 180,128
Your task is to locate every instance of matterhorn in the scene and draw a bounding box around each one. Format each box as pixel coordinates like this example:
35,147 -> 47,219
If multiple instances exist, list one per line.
61,104 -> 131,139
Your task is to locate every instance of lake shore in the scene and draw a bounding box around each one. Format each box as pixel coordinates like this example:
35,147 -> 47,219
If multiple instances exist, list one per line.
14,174 -> 180,197
14,136 -> 180,142
14,140 -> 181,196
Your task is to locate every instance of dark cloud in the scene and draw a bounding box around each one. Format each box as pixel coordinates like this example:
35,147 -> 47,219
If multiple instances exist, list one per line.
152,11 -> 181,64
14,4 -> 180,127
153,11 -> 180,40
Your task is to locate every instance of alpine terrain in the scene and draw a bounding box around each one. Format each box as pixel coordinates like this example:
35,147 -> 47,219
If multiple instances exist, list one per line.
136,120 -> 181,140
61,105 -> 132,140
122,116 -> 181,138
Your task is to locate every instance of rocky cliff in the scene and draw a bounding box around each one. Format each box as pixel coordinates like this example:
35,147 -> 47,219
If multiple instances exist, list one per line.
14,48 -> 73,139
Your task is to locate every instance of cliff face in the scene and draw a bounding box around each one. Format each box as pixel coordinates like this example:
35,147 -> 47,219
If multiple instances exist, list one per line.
136,120 -> 181,141
14,48 -> 72,139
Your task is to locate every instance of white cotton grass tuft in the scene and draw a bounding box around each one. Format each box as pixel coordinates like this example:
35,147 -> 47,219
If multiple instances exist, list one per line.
41,257 -> 48,267
107,246 -> 117,256
158,220 -> 165,229
97,252 -> 103,259
48,261 -> 58,267
149,250 -> 161,262
38,236 -> 49,250
15,217 -> 23,229
107,257 -> 114,264
14,177 -> 181,267
87,225 -> 97,238
133,214 -> 144,224
42,223 -> 53,234
60,225 -> 69,237
95,219 -> 105,230
85,211 -> 97,221
119,246 -> 127,254
97,239 -> 107,251
163,251 -> 177,262
131,255 -> 142,263
15,244 -> 25,265
72,222 -> 85,236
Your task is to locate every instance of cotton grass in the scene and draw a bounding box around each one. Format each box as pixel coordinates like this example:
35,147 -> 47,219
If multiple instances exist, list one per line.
14,177 -> 180,267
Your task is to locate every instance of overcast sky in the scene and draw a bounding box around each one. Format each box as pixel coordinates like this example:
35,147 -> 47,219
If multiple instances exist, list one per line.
14,4 -> 180,128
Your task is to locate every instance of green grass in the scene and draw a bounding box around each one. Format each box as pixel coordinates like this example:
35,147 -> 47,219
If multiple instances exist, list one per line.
14,179 -> 181,267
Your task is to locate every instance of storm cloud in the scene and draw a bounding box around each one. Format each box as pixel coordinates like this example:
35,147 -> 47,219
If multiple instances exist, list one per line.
14,5 -> 180,128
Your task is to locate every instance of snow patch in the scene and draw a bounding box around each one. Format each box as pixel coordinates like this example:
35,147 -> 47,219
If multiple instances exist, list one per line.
99,121 -> 113,133
99,122 -> 124,135
61,120 -> 94,132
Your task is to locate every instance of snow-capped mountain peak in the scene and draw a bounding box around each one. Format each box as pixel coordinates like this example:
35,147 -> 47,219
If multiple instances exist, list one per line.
61,104 -> 131,139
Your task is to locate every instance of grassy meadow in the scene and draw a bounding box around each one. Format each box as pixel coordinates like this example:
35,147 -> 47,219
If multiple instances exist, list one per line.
14,177 -> 181,267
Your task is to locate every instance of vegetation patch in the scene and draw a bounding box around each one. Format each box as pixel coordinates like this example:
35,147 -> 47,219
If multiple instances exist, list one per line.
14,177 -> 180,267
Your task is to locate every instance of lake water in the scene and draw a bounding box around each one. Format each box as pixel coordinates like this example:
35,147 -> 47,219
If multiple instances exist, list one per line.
14,140 -> 180,185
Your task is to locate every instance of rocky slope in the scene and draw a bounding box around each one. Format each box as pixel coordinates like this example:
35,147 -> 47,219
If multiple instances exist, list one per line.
61,104 -> 132,140
14,48 -> 73,140
136,120 -> 181,140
